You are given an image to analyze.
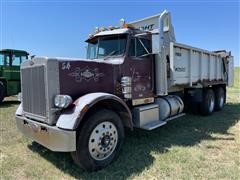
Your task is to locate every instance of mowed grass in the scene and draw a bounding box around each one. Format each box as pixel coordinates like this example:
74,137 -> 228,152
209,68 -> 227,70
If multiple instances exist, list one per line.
1,68 -> 240,179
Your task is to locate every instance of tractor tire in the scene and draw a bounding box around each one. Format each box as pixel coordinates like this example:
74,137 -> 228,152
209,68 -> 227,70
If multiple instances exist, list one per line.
0,82 -> 5,104
200,89 -> 215,116
71,109 -> 124,171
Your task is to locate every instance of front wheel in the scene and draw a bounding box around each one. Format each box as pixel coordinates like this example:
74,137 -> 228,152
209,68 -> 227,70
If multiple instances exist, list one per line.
71,109 -> 124,171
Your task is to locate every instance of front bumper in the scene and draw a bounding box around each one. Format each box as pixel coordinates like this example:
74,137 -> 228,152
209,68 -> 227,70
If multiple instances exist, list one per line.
16,115 -> 76,152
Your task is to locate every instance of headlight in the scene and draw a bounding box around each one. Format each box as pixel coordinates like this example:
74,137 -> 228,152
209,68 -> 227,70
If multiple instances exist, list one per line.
54,95 -> 72,108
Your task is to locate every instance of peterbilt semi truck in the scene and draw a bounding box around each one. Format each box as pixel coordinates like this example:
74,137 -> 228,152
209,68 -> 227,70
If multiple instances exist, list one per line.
16,10 -> 234,171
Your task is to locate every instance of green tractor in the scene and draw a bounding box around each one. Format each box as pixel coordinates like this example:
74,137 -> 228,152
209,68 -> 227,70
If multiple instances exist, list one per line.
0,49 -> 29,104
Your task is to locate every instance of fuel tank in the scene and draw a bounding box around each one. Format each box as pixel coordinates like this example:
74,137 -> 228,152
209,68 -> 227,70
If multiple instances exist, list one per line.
155,95 -> 184,121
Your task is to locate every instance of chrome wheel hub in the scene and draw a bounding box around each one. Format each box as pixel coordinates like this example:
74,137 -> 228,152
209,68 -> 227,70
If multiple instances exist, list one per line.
88,121 -> 118,161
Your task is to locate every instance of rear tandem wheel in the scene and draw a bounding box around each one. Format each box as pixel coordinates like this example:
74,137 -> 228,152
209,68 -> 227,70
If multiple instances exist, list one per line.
200,88 -> 215,116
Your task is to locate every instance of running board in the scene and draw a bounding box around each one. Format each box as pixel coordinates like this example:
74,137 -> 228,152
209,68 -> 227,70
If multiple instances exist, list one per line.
139,113 -> 186,131
165,113 -> 186,122
140,120 -> 167,130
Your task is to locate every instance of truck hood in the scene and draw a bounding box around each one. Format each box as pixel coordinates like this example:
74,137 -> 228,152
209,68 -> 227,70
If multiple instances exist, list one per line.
57,57 -> 122,100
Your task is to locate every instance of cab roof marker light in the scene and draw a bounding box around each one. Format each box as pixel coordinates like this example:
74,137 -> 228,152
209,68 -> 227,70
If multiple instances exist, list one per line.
119,18 -> 125,28
95,27 -> 99,33
99,27 -> 107,32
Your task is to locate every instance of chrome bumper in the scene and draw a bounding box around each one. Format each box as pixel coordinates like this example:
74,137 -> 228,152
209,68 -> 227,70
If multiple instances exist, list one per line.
16,115 -> 76,152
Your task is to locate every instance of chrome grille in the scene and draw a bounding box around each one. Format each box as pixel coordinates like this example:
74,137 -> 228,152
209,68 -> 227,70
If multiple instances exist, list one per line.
22,66 -> 47,117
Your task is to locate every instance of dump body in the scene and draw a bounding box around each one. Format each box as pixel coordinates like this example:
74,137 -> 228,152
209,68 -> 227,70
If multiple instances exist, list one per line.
169,42 -> 233,87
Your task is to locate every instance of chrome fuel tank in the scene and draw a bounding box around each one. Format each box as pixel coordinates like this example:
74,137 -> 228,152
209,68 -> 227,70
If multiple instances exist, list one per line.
156,95 -> 184,121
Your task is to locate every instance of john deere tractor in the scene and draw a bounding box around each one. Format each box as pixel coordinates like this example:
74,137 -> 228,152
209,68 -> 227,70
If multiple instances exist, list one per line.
0,49 -> 29,104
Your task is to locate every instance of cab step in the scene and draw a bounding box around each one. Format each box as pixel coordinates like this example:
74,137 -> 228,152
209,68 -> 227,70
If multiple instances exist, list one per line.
140,113 -> 185,130
165,113 -> 186,122
141,120 -> 167,130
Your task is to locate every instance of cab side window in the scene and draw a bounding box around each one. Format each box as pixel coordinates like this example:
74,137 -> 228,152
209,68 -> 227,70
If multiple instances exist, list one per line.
129,38 -> 152,58
12,56 -> 21,66
129,39 -> 136,57
0,55 -> 3,65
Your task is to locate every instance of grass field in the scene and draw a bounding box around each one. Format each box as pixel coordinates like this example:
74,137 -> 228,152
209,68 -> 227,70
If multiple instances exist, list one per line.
1,68 -> 239,179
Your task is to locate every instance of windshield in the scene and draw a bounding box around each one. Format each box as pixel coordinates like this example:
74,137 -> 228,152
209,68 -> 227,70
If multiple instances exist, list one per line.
0,54 -> 3,65
0,54 -> 28,66
87,34 -> 127,59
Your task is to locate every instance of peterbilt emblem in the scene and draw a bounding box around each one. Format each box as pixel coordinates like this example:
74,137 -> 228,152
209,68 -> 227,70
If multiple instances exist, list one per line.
68,66 -> 104,82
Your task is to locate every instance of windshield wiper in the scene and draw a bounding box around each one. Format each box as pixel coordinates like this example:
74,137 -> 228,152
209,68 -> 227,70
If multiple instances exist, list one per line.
139,53 -> 151,58
103,50 -> 121,60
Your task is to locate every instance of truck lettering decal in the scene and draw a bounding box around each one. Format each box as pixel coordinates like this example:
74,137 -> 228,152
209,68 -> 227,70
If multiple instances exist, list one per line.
175,52 -> 182,57
134,84 -> 146,92
139,24 -> 155,31
62,62 -> 71,70
175,67 -> 186,72
131,68 -> 141,82
68,66 -> 104,82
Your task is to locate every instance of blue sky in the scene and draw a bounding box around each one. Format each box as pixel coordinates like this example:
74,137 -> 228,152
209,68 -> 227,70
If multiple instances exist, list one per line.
1,0 -> 239,66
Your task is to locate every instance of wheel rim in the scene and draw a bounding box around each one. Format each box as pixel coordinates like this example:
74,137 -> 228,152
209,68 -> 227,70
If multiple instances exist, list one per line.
88,121 -> 118,161
209,96 -> 215,112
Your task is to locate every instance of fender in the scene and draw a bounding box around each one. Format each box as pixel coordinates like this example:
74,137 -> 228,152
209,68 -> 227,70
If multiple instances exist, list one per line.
16,103 -> 23,116
56,92 -> 133,130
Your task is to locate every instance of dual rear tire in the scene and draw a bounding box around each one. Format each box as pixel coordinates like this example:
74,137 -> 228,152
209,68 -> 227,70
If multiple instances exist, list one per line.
214,87 -> 225,111
200,87 -> 225,115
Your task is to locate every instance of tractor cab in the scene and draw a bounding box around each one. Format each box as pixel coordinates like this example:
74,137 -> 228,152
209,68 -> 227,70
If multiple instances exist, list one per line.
0,49 -> 29,67
0,49 -> 29,103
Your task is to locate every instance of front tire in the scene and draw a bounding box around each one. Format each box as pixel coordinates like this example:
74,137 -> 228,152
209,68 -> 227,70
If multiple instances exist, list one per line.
200,89 -> 215,116
71,109 -> 124,171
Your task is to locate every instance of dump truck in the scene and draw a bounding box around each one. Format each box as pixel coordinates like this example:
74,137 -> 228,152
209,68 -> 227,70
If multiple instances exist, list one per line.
16,10 -> 234,171
0,49 -> 29,104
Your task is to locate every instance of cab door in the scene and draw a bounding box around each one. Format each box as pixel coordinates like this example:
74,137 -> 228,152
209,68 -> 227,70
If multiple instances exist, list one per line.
128,37 -> 154,103
3,55 -> 21,96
